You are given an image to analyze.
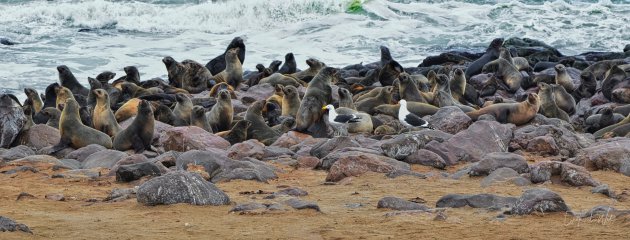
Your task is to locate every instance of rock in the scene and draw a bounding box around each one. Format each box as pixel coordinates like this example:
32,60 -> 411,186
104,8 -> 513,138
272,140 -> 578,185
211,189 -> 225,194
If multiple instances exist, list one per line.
227,139 -> 265,160
175,149 -> 227,175
377,196 -> 430,211
1,145 -> 35,161
569,138 -> 630,176
211,157 -> 277,183
0,216 -> 32,234
37,145 -> 73,159
57,159 -> 81,170
436,194 -> 517,210
136,171 -> 230,206
480,168 -> 530,188
25,124 -> 60,150
509,188 -> 570,215
290,138 -> 327,157
525,136 -> 559,156
7,155 -> 62,170
159,126 -> 230,152
151,151 -> 180,168
433,210 -> 448,221
385,169 -> 427,179
310,137 -> 361,159
104,188 -> 137,202
52,169 -> 101,179
107,154 -> 151,175
276,187 -> 308,197
238,83 -> 276,101
262,146 -> 295,160
380,134 -> 423,160
1,166 -> 37,174
469,152 -> 529,176
325,152 -> 409,182
578,205 -> 630,219
45,193 -> 65,201
510,125 -> 593,157
428,106 -> 472,134
403,149 -> 447,169
591,184 -> 617,199
284,198 -> 320,212
229,203 -> 266,213
16,192 -> 36,201
424,121 -> 514,165
116,162 -> 162,182
297,156 -> 320,169
530,161 -> 600,187
320,150 -> 383,170
81,150 -> 128,169
271,131 -> 313,148
65,144 -> 107,162
529,114 -> 575,131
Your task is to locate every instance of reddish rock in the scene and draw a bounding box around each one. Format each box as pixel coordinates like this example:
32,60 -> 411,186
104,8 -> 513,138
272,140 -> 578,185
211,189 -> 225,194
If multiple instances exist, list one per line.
227,139 -> 265,160
569,138 -> 630,176
530,161 -> 600,187
525,136 -> 560,156
428,106 -> 472,134
159,126 -> 230,152
25,124 -> 60,150
237,83 -> 276,102
326,153 -> 407,182
297,156 -> 320,169
271,131 -> 313,148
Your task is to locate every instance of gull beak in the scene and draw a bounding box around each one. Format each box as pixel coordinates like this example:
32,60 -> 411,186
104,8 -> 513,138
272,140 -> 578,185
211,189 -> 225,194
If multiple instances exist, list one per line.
322,106 -> 328,110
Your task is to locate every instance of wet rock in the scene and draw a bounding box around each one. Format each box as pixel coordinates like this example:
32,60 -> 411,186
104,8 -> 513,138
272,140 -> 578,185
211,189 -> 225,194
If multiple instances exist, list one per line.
424,121 -> 514,165
65,144 -> 107,162
0,216 -> 32,234
25,124 -> 60,150
297,156 -> 320,169
104,188 -> 137,202
271,131 -> 313,148
284,198 -> 320,212
403,149 -> 447,169
377,196 -> 430,211
227,139 -> 265,160
160,126 -> 230,152
480,168 -> 531,188
1,145 -> 35,161
136,171 -> 230,206
530,161 -> 600,187
428,106 -> 472,134
310,136 -> 361,159
525,136 -> 560,156
469,152 -> 529,176
591,184 -> 617,199
436,193 -> 517,210
81,150 -> 128,169
326,152 -> 409,182
509,188 -> 570,215
229,203 -> 266,213
510,125 -> 593,157
116,162 -> 162,182
569,138 -> 630,176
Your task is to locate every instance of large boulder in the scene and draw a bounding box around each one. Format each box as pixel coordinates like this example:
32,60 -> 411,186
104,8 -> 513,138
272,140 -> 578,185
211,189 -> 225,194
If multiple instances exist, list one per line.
380,134 -> 424,160
1,145 -> 35,161
326,152 -> 409,182
569,138 -> 630,176
469,152 -> 529,176
24,124 -> 60,150
238,83 -> 276,102
115,162 -> 162,182
424,121 -> 514,165
530,161 -> 600,187
159,126 -> 230,152
480,168 -> 531,188
271,131 -> 313,148
310,137 -> 361,159
0,216 -> 32,234
509,188 -> 570,215
176,150 -> 277,183
136,171 -> 230,206
65,144 -> 107,162
509,125 -> 593,157
227,139 -> 265,160
403,149 -> 447,169
428,106 -> 472,134
81,150 -> 128,169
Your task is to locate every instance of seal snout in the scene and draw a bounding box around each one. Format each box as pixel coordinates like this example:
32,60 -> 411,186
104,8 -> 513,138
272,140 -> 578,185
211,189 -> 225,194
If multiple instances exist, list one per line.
162,57 -> 174,65
56,65 -> 67,73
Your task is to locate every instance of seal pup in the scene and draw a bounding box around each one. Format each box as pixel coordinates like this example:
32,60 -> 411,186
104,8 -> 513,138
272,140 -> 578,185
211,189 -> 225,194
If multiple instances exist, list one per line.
92,89 -> 121,137
554,64 -> 575,92
222,120 -> 251,145
278,53 -> 297,74
0,94 -> 25,148
481,58 -> 522,93
356,86 -> 394,115
191,106 -> 212,133
245,100 -> 281,145
172,93 -> 193,126
466,93 -> 540,126
113,100 -> 154,153
398,72 -> 425,103
206,89 -> 233,132
205,36 -> 246,75
585,107 -> 624,133
281,85 -> 301,117
338,88 -> 356,110
51,99 -> 112,152
538,83 -> 570,122
41,107 -> 61,129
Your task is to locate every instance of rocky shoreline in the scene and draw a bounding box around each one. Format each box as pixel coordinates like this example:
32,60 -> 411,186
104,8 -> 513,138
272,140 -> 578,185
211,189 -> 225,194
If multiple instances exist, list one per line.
1,37 -> 630,238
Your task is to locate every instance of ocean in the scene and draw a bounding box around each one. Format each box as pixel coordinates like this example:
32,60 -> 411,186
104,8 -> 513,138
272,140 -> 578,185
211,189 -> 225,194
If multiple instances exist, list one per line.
1,0 -> 629,100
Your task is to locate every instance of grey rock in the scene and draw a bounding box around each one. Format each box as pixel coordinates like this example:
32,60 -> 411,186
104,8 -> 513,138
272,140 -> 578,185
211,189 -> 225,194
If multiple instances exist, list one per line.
578,205 -> 630,219
385,169 -> 427,179
104,188 -> 137,202
229,203 -> 266,213
227,139 -> 265,160
436,193 -> 517,210
403,149 -> 447,169
285,198 -> 320,211
262,146 -> 295,160
380,134 -> 423,160
469,152 -> 529,176
277,187 -> 308,197
116,162 -> 162,182
377,196 -> 430,211
65,144 -> 107,162
52,169 -> 101,179
509,188 -> 570,215
509,125 -> 593,157
136,171 -> 230,206
428,106 -> 472,134
0,216 -> 32,234
530,161 -> 599,187
81,150 -> 128,169
211,157 -> 278,183
591,184 -> 616,199
480,168 -> 530,188
57,159 -> 81,170
1,145 -> 35,161
310,136 -> 361,159
569,138 -> 630,176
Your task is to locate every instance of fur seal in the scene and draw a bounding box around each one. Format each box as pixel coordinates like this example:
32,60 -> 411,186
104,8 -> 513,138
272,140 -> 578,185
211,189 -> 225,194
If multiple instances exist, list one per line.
118,66 -> 141,85
465,38 -> 503,80
154,104 -> 175,125
538,83 -> 570,122
41,107 -> 61,129
374,125 -> 396,135
379,60 -> 404,86
434,90 -> 475,113
583,59 -> 627,81
206,89 -> 233,132
601,65 -> 629,101
572,71 -> 597,100
163,57 -> 211,94
356,86 -> 394,115
222,120 -> 251,145
191,106 -> 212,133
0,94 -> 25,148
246,100 -> 281,145
338,87 -> 356,110
208,82 -> 237,99
290,58 -> 326,82
281,85 -> 301,117
585,107 -> 624,133
247,67 -> 272,86
57,65 -> 89,96
24,88 -> 43,114
115,98 -> 141,122
113,100 -> 154,153
335,107 -> 373,133
593,113 -> 630,138
554,64 -> 575,92
550,83 -> 576,115
449,69 -> 467,104
271,117 -> 296,134
398,72 -> 425,103
354,86 -> 383,103
55,86 -> 76,110
267,84 -> 284,107
278,53 -> 297,74
373,102 -> 439,117
121,82 -> 162,98
259,73 -> 305,88
466,93 -> 540,126
205,37 -> 246,75
211,48 -> 243,89
295,67 -> 336,135
612,86 -> 630,104
482,58 -> 522,93
92,89 -> 121,137
172,93 -> 193,126
52,99 -> 112,152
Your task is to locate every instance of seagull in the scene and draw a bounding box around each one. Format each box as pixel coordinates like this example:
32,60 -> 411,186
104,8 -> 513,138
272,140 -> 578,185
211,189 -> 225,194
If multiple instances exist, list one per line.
398,99 -> 432,129
322,104 -> 361,137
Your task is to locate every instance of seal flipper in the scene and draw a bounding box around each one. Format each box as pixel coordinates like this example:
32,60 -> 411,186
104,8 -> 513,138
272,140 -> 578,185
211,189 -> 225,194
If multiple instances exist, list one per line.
49,138 -> 71,154
131,135 -> 146,153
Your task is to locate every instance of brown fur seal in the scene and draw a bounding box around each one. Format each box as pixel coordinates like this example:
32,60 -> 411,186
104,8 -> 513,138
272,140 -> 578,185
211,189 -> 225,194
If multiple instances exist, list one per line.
57,65 -> 89,96
583,59 -> 627,81
278,53 -> 297,74
573,71 -> 597,100
208,82 -> 237,99
222,120 -> 251,145
550,83 -> 576,115
379,60 -> 404,86
267,84 -> 284,107
612,86 -> 630,104
259,73 -> 306,88
121,82 -> 162,98
281,85 -> 301,117
295,67 -> 336,134
593,112 -> 630,138
602,65 -> 629,101
290,58 -> 326,82
335,107 -> 373,133
354,86 -> 383,103
356,86 -> 394,115
374,125 -> 396,135
398,72 -> 425,103
163,56 -> 211,94
42,107 -> 61,129
205,37 -> 246,75
466,93 -> 540,126
465,38 -> 504,80
24,88 -> 43,113
602,122 -> 630,139
172,93 -> 193,126
92,89 -> 121,137
51,99 -> 112,152
0,94 -> 25,148
191,106 -> 212,133
113,100 -> 154,153
55,86 -> 75,110
554,64 -> 575,92
338,88 -> 356,110
500,48 -> 531,71
449,68 -> 467,104
538,83 -> 570,122
246,100 -> 280,145
206,89 -> 233,132
271,117 -> 296,134
482,58 -> 522,93
115,98 -> 141,122
434,90 -> 475,113
585,107 -> 624,133
211,48 -> 243,89
373,102 -> 439,117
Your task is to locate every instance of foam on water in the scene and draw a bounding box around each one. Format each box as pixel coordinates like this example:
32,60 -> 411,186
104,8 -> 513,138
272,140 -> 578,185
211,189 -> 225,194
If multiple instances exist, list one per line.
0,0 -> 629,100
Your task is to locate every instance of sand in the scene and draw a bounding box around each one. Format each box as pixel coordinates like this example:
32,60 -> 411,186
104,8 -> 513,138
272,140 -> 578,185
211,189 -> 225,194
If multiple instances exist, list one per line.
1,162 -> 629,240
